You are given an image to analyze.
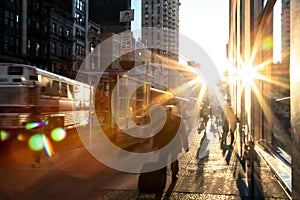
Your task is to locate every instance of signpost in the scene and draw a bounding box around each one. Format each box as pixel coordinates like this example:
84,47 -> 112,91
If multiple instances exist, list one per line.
119,9 -> 135,70
119,9 -> 134,23
120,31 -> 133,55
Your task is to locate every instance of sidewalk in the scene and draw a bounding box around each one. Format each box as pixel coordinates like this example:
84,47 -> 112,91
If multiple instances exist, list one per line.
158,118 -> 289,199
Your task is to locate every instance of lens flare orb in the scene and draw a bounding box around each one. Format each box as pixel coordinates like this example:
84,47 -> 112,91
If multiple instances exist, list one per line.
0,130 -> 9,141
51,127 -> 66,142
17,134 -> 26,141
28,134 -> 44,151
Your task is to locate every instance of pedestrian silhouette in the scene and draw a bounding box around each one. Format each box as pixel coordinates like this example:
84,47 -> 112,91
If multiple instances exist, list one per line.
153,105 -> 188,182
28,108 -> 43,168
199,105 -> 210,133
221,99 -> 237,147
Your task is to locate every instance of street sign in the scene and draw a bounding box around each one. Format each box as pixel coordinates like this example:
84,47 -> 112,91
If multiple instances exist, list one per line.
120,31 -> 135,70
120,9 -> 134,22
120,31 -> 133,55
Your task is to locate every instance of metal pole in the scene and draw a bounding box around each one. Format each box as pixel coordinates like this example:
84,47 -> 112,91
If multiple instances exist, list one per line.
89,80 -> 92,146
125,76 -> 128,128
249,128 -> 255,199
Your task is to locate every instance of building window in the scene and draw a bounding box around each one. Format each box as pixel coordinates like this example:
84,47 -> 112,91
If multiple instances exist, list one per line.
76,28 -> 85,41
66,29 -> 70,38
44,44 -> 48,55
28,17 -> 31,26
36,43 -> 40,56
36,2 -> 40,9
76,44 -> 85,56
44,24 -> 48,33
52,42 -> 56,55
4,10 -> 16,28
75,13 -> 85,25
10,12 -> 14,27
51,63 -> 56,72
52,23 -> 56,34
59,26 -> 63,36
16,38 -> 19,55
4,35 -> 9,51
66,47 -> 71,57
27,39 -> 31,53
36,21 -> 40,30
76,0 -> 85,12
60,44 -> 63,57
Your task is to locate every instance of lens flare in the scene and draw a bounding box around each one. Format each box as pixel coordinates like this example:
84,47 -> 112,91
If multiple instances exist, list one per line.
0,130 -> 9,141
17,134 -> 26,141
79,118 -> 90,126
51,127 -> 66,142
26,122 -> 40,130
28,134 -> 44,151
43,135 -> 54,156
26,120 -> 48,130
263,35 -> 273,50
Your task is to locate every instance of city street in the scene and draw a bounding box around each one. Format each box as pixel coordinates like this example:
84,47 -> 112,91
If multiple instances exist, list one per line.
2,0 -> 300,197
0,119 -> 290,200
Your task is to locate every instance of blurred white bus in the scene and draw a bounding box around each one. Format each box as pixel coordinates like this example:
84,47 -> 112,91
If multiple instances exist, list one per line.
0,63 -> 92,135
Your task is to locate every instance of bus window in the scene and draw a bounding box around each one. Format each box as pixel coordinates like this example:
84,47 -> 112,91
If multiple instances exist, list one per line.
29,75 -> 38,81
41,76 -> 52,95
61,82 -> 68,97
52,80 -> 60,96
69,84 -> 74,98
8,66 -> 23,75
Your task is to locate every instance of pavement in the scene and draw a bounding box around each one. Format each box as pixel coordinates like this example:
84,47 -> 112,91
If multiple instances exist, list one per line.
0,118 -> 291,199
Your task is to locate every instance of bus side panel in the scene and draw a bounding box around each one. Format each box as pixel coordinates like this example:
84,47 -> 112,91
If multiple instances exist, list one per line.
40,96 -> 59,113
59,98 -> 73,112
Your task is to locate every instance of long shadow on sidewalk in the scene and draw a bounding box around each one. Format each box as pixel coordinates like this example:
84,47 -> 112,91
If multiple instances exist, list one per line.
162,181 -> 176,200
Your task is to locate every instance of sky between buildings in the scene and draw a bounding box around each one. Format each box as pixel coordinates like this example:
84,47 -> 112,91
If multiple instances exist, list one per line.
179,0 -> 282,73
179,0 -> 229,74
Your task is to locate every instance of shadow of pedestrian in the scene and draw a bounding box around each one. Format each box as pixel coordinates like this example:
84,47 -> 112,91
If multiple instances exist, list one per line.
137,166 -> 167,200
162,181 -> 176,200
196,132 -> 210,160
194,132 -> 210,190
137,193 -> 163,200
222,147 -> 233,165
236,172 -> 250,199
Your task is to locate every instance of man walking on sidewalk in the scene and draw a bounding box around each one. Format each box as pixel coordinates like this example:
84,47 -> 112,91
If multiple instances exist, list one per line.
153,105 -> 188,182
221,99 -> 237,147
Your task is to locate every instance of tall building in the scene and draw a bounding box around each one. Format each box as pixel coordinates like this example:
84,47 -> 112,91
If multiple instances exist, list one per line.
73,0 -> 90,72
48,0 -> 74,77
0,0 -> 27,63
141,0 -> 180,89
0,0 -> 95,78
141,0 -> 180,61
0,0 -> 74,75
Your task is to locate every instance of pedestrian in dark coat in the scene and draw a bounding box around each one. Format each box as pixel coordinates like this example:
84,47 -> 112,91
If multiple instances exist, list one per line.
152,105 -> 188,182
